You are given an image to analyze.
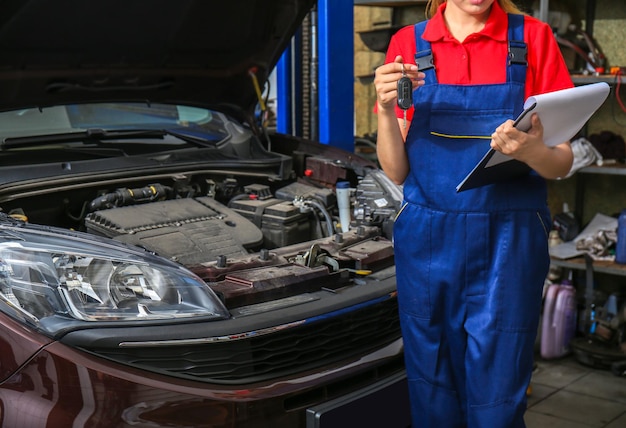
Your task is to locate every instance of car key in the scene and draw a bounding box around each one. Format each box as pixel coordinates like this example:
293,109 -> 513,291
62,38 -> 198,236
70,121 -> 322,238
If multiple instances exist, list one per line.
397,67 -> 413,129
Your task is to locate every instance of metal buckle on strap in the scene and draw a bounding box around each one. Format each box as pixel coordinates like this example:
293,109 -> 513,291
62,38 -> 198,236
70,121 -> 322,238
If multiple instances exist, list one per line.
508,41 -> 528,66
415,49 -> 435,71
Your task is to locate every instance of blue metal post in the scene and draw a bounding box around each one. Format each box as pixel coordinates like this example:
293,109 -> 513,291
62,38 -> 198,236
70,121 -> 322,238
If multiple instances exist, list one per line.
276,48 -> 292,135
277,31 -> 302,136
317,0 -> 354,151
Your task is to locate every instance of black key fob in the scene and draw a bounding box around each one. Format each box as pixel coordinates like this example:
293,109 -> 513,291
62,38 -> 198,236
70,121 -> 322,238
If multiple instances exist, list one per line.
397,76 -> 413,110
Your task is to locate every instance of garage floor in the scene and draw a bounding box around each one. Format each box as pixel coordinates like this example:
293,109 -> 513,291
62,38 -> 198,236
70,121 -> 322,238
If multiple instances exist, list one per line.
525,354 -> 626,427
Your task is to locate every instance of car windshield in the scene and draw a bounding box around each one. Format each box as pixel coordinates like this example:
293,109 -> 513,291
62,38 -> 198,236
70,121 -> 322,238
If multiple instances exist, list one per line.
0,103 -> 231,143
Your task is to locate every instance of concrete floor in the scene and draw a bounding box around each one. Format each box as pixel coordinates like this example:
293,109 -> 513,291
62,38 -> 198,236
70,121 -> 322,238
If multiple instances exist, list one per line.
526,354 -> 626,427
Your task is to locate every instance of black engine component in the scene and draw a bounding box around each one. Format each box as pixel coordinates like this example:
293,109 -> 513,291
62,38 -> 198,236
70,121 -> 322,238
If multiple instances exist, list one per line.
85,196 -> 263,266
88,183 -> 172,211
353,170 -> 403,239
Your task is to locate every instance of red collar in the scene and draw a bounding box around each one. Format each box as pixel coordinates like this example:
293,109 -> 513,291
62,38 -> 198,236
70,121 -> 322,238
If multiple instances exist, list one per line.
423,1 -> 509,43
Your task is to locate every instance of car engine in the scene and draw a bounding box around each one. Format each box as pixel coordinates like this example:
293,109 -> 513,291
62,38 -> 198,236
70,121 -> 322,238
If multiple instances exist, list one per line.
1,163 -> 402,312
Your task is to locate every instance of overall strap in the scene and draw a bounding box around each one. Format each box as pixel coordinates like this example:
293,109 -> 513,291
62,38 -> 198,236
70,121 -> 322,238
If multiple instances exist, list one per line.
506,13 -> 527,85
413,20 -> 437,84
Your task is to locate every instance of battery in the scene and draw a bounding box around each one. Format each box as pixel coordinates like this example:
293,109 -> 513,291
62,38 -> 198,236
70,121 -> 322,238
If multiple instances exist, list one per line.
229,198 -> 311,248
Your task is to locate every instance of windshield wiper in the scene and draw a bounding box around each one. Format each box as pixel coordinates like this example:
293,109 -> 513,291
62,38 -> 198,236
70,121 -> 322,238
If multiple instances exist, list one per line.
159,128 -> 223,148
0,128 -> 221,150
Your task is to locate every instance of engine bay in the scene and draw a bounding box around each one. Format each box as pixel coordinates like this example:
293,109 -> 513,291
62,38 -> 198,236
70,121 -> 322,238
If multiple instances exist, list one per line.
0,158 -> 402,311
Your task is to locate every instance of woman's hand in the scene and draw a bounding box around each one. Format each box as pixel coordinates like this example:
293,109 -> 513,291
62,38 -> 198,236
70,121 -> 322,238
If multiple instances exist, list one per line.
374,55 -> 424,114
491,113 -> 573,179
490,113 -> 545,162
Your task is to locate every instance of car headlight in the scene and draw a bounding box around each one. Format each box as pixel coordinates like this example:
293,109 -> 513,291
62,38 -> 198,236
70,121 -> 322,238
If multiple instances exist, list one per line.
0,222 -> 229,333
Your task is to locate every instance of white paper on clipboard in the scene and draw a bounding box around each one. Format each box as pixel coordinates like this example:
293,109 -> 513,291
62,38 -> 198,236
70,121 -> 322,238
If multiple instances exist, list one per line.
485,82 -> 610,167
456,82 -> 611,192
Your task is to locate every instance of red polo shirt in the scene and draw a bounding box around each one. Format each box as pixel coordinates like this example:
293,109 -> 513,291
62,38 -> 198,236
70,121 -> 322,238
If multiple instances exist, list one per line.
384,1 -> 573,121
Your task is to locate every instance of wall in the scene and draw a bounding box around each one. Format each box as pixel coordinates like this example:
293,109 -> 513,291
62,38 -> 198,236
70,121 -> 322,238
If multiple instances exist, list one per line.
354,4 -> 425,140
353,5 -> 389,140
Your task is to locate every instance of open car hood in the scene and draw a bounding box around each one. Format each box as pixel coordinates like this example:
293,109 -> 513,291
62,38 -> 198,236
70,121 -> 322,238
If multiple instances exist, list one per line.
0,0 -> 315,115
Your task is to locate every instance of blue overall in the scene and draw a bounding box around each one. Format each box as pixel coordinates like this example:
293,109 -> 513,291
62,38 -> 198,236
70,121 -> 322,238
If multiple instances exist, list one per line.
393,15 -> 551,428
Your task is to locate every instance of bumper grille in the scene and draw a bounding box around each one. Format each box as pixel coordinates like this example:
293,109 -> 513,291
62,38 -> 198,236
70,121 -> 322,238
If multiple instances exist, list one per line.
85,296 -> 400,385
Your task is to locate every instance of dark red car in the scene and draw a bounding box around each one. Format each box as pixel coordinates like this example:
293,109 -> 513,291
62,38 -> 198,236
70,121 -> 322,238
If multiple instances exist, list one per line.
0,1 -> 409,426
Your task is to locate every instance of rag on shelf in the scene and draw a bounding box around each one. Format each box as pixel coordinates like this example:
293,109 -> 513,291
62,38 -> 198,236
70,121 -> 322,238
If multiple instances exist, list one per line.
565,137 -> 603,178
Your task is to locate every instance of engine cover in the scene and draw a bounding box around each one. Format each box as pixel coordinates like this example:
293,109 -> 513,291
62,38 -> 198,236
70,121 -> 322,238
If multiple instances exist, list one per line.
84,196 -> 263,266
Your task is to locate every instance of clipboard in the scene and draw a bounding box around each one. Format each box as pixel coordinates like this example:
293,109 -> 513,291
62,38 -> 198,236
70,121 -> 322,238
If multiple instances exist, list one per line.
456,82 -> 611,192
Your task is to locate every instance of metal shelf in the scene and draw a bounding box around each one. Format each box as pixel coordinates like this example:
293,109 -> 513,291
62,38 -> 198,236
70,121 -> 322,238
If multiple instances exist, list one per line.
551,257 -> 626,277
572,74 -> 626,85
578,164 -> 626,175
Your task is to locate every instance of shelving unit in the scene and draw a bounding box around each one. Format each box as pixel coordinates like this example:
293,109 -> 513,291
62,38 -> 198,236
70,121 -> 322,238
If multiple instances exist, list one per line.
571,74 -> 626,85
550,0 -> 626,283
561,163 -> 626,277
551,110 -> 626,279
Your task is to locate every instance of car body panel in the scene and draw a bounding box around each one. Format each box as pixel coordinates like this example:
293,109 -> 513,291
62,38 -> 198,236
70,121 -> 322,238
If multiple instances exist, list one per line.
0,309 -> 52,382
1,319 -> 403,427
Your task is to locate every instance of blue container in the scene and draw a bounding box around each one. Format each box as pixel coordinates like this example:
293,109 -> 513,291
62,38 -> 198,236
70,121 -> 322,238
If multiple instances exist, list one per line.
616,209 -> 626,264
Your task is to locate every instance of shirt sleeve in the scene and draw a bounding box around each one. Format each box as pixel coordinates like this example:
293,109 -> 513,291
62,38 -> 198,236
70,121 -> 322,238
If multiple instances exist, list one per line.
524,17 -> 574,98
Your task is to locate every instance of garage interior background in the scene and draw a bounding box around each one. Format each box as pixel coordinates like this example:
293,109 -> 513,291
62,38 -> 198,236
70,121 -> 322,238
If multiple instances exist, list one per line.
351,0 -> 626,292
351,0 -> 626,226
267,0 -> 626,241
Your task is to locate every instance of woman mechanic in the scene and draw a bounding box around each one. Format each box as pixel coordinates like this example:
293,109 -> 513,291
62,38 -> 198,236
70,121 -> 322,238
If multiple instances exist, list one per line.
374,0 -> 573,426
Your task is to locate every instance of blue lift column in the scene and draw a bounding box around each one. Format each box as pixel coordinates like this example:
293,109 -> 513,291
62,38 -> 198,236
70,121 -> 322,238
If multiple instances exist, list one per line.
276,31 -> 302,136
318,0 -> 354,152
277,0 -> 354,152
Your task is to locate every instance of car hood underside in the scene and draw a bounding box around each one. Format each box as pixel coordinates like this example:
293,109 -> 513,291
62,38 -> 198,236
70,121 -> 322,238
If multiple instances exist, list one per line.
0,0 -> 316,114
